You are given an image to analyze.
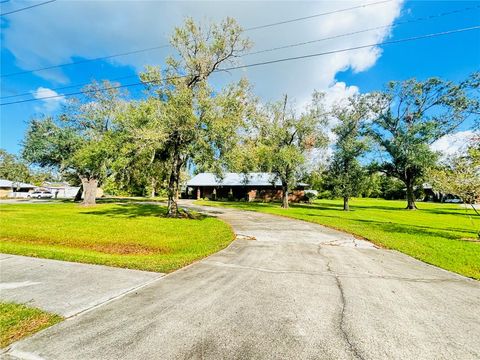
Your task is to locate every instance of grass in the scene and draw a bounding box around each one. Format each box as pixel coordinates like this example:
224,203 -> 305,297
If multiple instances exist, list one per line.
0,203 -> 234,273
0,302 -> 62,348
195,198 -> 480,279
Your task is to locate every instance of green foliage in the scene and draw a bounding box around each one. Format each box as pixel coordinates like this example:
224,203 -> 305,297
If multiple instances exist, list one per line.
370,73 -> 479,209
237,92 -> 329,207
0,149 -> 31,183
360,172 -> 383,198
326,94 -> 372,207
429,141 -> 480,205
139,18 -> 253,216
304,190 -> 317,203
0,149 -> 56,186
22,81 -> 126,204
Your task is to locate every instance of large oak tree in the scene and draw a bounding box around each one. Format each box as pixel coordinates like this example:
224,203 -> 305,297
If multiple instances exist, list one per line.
370,73 -> 479,209
23,81 -> 125,205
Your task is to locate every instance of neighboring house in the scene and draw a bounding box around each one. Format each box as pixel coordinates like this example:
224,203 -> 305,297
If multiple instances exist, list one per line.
42,182 -> 81,199
185,172 -> 309,202
0,179 -> 36,198
422,183 -> 462,203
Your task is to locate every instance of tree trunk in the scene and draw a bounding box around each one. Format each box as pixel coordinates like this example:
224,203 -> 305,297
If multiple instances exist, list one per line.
150,178 -> 156,198
281,184 -> 289,209
81,178 -> 98,206
405,181 -> 416,210
343,196 -> 349,211
74,185 -> 83,202
166,153 -> 182,217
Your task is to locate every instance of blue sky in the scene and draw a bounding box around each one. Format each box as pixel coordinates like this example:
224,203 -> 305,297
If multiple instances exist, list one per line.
1,0 -> 479,155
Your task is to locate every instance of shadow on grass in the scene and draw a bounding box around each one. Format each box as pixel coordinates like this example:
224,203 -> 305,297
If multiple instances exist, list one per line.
291,202 -> 477,218
82,203 -> 208,220
300,212 -> 478,240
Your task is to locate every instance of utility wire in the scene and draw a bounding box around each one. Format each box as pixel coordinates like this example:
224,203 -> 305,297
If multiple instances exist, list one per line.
0,45 -> 170,78
2,25 -> 479,107
0,0 -> 56,16
244,0 -> 392,31
2,5 -> 477,100
247,4 -> 480,56
0,0 -> 392,78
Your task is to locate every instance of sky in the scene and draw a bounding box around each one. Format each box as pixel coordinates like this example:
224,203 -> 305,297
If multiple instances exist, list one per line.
1,0 -> 479,156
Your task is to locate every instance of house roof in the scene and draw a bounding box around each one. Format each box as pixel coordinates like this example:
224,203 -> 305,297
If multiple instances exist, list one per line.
187,173 -> 308,187
0,179 -> 36,189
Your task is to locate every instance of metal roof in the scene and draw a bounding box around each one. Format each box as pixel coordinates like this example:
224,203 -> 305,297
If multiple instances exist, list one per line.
0,179 -> 36,188
187,173 -> 308,187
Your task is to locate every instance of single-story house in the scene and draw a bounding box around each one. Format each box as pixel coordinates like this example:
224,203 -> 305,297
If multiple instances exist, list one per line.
42,182 -> 81,199
185,172 -> 309,202
0,179 -> 36,198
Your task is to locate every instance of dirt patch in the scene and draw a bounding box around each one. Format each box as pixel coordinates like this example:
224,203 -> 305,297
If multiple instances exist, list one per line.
460,237 -> 480,243
1,237 -> 168,255
235,234 -> 256,241
82,243 -> 168,255
1,313 -> 62,348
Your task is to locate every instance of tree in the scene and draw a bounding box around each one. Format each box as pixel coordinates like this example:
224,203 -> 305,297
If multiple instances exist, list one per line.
251,92 -> 328,208
112,99 -> 169,197
429,142 -> 480,208
23,81 -> 125,205
370,74 -> 480,209
0,149 -> 31,186
327,95 -> 372,210
139,17 -> 252,217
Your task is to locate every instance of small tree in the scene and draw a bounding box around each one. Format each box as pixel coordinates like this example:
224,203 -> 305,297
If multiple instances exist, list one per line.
429,143 -> 480,208
370,74 -> 479,209
23,81 -> 125,205
328,95 -> 372,211
253,92 -> 328,208
0,149 -> 31,188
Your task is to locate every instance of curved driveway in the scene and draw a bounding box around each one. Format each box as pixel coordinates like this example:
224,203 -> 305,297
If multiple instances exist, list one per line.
4,201 -> 480,359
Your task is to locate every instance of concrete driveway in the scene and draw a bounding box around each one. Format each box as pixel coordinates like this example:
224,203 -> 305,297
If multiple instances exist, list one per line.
3,201 -> 480,359
0,254 -> 163,317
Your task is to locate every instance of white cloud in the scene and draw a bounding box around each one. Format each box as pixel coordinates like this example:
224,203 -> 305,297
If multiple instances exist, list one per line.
431,131 -> 478,159
31,87 -> 65,113
1,0 -> 403,100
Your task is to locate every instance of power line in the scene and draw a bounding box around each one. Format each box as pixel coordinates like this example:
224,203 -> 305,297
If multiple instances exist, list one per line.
0,74 -> 139,100
0,0 -> 56,16
247,4 -> 480,56
2,25 -> 479,107
222,25 -> 480,71
0,44 -> 170,78
244,0 -> 393,31
2,5 -> 478,100
0,0 -> 392,78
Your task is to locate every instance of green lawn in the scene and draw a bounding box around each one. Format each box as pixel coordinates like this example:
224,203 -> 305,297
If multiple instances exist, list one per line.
196,198 -> 480,279
0,203 -> 234,273
0,302 -> 62,348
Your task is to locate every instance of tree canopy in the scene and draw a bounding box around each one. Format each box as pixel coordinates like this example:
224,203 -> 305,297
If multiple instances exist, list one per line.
370,74 -> 480,209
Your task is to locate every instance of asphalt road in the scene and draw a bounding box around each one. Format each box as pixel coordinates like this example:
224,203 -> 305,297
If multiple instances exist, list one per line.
3,201 -> 480,359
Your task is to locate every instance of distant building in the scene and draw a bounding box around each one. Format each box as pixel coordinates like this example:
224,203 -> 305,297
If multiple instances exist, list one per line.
0,179 -> 36,198
185,172 -> 309,202
41,182 -> 81,199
